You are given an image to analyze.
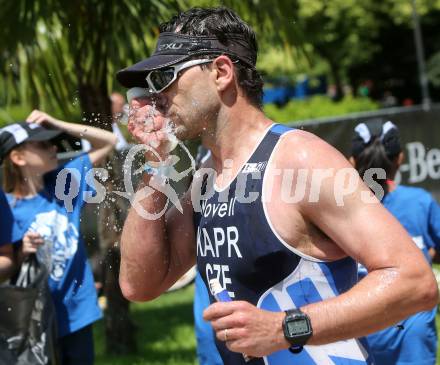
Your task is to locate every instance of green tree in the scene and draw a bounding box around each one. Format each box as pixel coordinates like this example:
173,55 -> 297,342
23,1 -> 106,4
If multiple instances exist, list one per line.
0,0 -> 185,355
291,0 -> 440,101
0,0 -> 186,120
292,0 -> 383,100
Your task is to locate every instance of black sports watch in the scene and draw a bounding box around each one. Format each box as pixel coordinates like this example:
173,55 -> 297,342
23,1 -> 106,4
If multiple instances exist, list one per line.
282,309 -> 313,354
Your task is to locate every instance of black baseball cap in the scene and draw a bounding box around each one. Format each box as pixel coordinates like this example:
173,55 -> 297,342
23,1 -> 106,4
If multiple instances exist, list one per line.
352,119 -> 402,158
0,122 -> 62,163
116,32 -> 257,88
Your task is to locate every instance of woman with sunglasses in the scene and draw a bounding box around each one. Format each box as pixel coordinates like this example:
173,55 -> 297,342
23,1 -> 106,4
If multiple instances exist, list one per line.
0,110 -> 117,365
350,120 -> 440,365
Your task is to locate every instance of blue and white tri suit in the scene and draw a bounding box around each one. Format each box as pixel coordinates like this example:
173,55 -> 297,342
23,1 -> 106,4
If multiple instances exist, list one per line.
194,124 -> 373,365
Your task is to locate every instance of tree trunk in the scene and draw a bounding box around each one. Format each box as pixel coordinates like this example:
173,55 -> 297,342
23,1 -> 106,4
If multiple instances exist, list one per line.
329,60 -> 344,101
77,82 -> 112,130
78,85 -> 137,355
313,44 -> 344,102
98,162 -> 138,354
101,149 -> 138,354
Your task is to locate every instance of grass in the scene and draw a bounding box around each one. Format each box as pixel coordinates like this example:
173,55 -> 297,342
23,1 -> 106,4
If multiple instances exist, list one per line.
94,285 -> 197,365
263,95 -> 380,124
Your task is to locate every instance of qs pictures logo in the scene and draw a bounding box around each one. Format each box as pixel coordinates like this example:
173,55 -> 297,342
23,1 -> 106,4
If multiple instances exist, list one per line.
55,141 -> 196,220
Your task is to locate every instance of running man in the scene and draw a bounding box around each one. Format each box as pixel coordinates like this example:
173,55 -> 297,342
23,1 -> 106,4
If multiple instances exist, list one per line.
117,7 -> 438,365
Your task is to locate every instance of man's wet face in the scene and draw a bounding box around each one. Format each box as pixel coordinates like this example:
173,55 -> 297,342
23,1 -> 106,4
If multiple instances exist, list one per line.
157,65 -> 220,140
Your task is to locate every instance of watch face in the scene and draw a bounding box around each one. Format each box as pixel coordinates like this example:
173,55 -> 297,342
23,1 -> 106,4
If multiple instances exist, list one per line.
287,319 -> 310,336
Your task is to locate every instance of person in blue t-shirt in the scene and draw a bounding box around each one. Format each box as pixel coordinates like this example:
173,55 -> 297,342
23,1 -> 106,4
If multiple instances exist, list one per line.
350,119 -> 440,365
0,110 -> 117,365
194,271 -> 224,365
192,146 -> 223,365
0,188 -> 20,281
0,187 -> 52,282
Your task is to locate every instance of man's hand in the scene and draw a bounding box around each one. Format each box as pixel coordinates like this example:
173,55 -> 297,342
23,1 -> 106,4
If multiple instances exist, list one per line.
204,301 -> 288,357
128,98 -> 176,164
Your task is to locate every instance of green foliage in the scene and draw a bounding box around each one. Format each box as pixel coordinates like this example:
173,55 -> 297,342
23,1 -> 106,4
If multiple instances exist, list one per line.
0,104 -> 81,128
0,0 -> 184,119
428,51 -> 440,87
263,0 -> 440,93
264,95 -> 380,123
291,0 -> 383,90
386,0 -> 440,24
0,105 -> 45,128
0,106 -> 30,128
94,285 -> 197,365
3,0 -> 440,118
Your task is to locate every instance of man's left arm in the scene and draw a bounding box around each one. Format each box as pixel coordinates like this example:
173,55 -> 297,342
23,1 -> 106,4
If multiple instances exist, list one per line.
293,142 -> 438,345
204,133 -> 438,356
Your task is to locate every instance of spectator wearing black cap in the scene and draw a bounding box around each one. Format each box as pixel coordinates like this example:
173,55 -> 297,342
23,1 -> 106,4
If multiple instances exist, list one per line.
351,119 -> 440,365
0,110 -> 117,365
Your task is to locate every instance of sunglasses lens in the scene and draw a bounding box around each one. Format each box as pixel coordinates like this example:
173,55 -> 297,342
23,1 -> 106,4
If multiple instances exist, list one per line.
149,69 -> 175,92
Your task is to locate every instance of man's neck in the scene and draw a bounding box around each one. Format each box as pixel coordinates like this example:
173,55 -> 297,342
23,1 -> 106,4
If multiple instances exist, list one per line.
201,99 -> 272,173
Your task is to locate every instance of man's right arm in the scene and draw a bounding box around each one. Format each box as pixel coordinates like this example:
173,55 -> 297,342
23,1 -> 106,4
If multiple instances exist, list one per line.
120,174 -> 196,301
120,95 -> 197,302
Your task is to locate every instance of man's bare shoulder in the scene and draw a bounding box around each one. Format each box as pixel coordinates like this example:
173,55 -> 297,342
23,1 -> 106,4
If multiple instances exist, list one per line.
264,129 -> 351,260
275,129 -> 352,170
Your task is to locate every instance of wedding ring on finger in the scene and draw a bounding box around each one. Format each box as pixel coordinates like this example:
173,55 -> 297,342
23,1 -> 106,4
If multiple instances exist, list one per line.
223,328 -> 229,342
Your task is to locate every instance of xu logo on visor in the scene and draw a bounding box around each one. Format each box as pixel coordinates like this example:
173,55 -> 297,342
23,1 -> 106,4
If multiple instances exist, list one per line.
158,43 -> 184,51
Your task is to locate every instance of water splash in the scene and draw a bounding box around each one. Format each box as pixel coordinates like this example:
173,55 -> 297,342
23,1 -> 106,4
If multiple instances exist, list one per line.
137,102 -> 179,153
163,119 -> 179,152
